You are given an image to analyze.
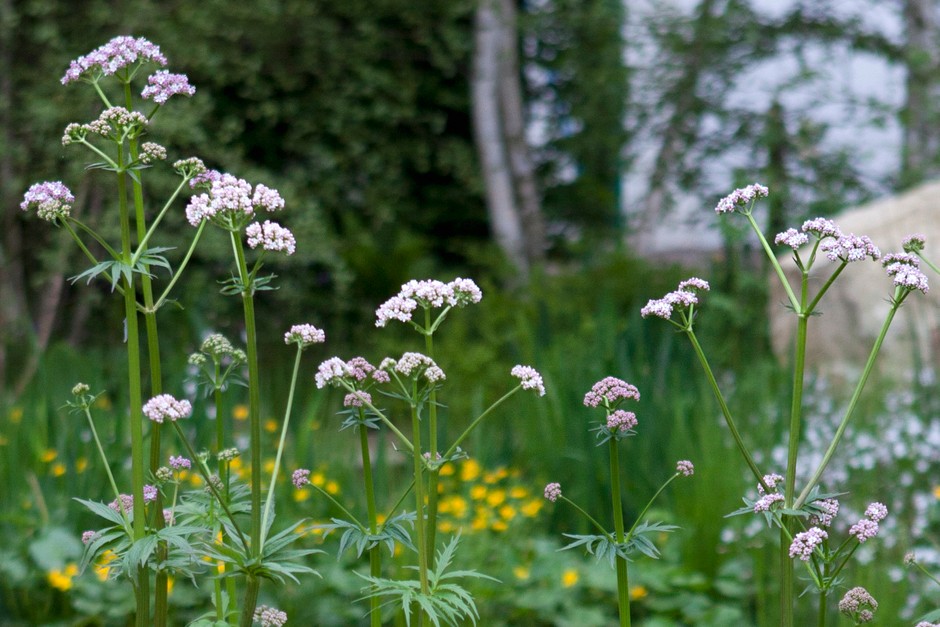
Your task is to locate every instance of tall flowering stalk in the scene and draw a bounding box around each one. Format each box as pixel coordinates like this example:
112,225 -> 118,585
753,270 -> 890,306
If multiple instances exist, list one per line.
21,36 -> 199,627
311,278 -> 545,625
641,184 -> 928,625
545,377 -> 693,627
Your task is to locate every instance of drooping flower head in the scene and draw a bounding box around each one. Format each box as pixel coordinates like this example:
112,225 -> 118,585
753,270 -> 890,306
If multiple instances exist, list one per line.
245,220 -> 296,255
511,365 -> 545,396
583,377 -> 640,409
676,460 -> 694,477
284,324 -> 326,348
142,394 -> 192,423
838,587 -> 878,623
544,482 -> 562,502
141,70 -> 195,104
61,36 -> 167,85
21,181 -> 75,222
375,278 -> 482,327
788,527 -> 827,561
714,183 -> 769,215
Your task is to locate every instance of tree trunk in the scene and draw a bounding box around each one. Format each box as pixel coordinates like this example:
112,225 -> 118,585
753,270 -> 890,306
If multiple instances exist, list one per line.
900,0 -> 940,188
472,0 -> 537,276
497,0 -> 545,264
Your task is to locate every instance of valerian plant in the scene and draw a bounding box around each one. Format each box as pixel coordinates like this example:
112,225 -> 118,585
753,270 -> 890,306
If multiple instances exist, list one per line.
641,184 -> 929,626
543,377 -> 694,627
21,36 -> 318,626
303,278 -> 546,626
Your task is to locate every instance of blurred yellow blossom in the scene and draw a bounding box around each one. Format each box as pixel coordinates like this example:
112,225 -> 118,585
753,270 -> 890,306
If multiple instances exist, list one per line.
440,462 -> 455,477
509,486 -> 528,499
630,585 -> 648,600
521,499 -> 543,518
93,395 -> 112,411
75,457 -> 88,473
264,418 -> 278,433
460,459 -> 481,482
513,565 -> 530,580
233,404 -> 248,421
47,563 -> 78,591
95,550 -> 117,581
51,462 -> 66,477
469,485 -> 487,500
325,480 -> 340,495
486,489 -> 506,507
9,407 -> 23,423
40,448 -> 57,463
933,486 -> 940,500
293,488 -> 310,502
561,568 -> 579,588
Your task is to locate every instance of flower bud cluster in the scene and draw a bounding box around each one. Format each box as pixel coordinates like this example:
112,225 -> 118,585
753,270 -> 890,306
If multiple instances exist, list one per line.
714,183 -> 768,214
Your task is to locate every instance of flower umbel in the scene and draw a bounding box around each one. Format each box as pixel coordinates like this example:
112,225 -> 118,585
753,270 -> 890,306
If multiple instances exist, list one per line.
714,183 -> 769,214
510,365 -> 545,396
544,483 -> 562,502
21,181 -> 75,222
284,324 -> 325,348
61,35 -> 167,85
676,460 -> 694,477
838,587 -> 877,623
583,377 -> 640,408
142,394 -> 192,423
141,70 -> 195,104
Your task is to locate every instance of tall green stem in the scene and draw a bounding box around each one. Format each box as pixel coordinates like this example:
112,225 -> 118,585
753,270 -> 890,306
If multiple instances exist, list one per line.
423,320 -> 441,563
231,232 -> 263,625
118,160 -> 150,627
816,590 -> 827,627
360,414 -> 382,627
260,346 -> 303,551
608,439 -> 630,627
410,403 -> 431,600
685,329 -> 766,489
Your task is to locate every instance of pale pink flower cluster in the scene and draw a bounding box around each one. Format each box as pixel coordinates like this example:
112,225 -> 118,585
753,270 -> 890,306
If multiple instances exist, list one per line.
838,587 -> 877,623
143,485 -> 158,502
849,502 -> 888,543
511,365 -> 546,396
315,357 -> 351,389
98,106 -> 150,135
883,252 -> 929,294
544,482 -> 562,502
81,530 -> 99,545
140,142 -> 167,164
109,494 -> 134,514
253,605 -> 288,627
676,460 -> 694,476
315,356 -> 388,389
640,278 -> 710,320
606,410 -> 638,433
583,377 -> 640,408
168,455 -> 191,470
173,157 -> 207,178
185,172 -> 285,227
291,468 -> 310,489
375,278 -> 482,327
915,622 -> 940,627
753,492 -> 784,512
141,70 -> 195,104
347,357 -> 386,382
820,233 -> 880,263
788,527 -> 827,561
774,228 -> 809,249
714,183 -> 769,214
388,352 -> 445,382
142,394 -> 192,423
61,36 -> 167,85
809,498 -> 840,528
757,473 -> 784,495
246,220 -> 295,255
801,217 -> 842,239
904,233 -> 927,253
344,391 -> 372,407
284,323 -> 326,347
20,181 -> 74,222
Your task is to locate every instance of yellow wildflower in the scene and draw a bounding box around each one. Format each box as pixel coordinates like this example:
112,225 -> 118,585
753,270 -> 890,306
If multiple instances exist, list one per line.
325,480 -> 340,495
520,499 -> 543,518
933,486 -> 940,500
440,462 -> 455,477
630,585 -> 648,600
438,520 -> 455,534
491,520 -> 508,532
498,505 -> 516,521
311,472 -> 326,488
460,458 -> 481,482
9,407 -> 23,423
293,488 -> 311,502
93,395 -> 112,411
75,457 -> 88,473
471,516 -> 488,531
40,449 -> 58,463
51,462 -> 66,477
264,418 -> 278,433
263,459 -> 276,474
233,404 -> 249,421
513,566 -> 530,580
47,563 -> 79,591
509,486 -> 528,499
561,568 -> 579,588
469,485 -> 487,500
486,489 -> 506,507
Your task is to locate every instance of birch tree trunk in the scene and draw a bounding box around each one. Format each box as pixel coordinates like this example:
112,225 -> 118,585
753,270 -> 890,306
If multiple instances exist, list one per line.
472,0 -> 544,276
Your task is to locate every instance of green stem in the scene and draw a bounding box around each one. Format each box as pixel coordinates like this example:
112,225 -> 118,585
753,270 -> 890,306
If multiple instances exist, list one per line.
359,412 -> 382,627
151,220 -> 206,311
913,560 -> 940,589
746,212 -> 800,311
410,403 -> 430,597
238,577 -> 261,627
916,251 -> 940,276
130,178 -> 188,266
794,289 -> 906,509
443,387 -> 518,458
816,589 -> 827,627
805,263 -> 847,314
626,473 -> 680,537
424,320 -> 440,566
61,220 -> 123,295
118,156 -> 150,627
260,345 -> 304,552
685,328 -> 767,489
82,406 -> 132,535
343,388 -> 414,454
608,439 -> 630,627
